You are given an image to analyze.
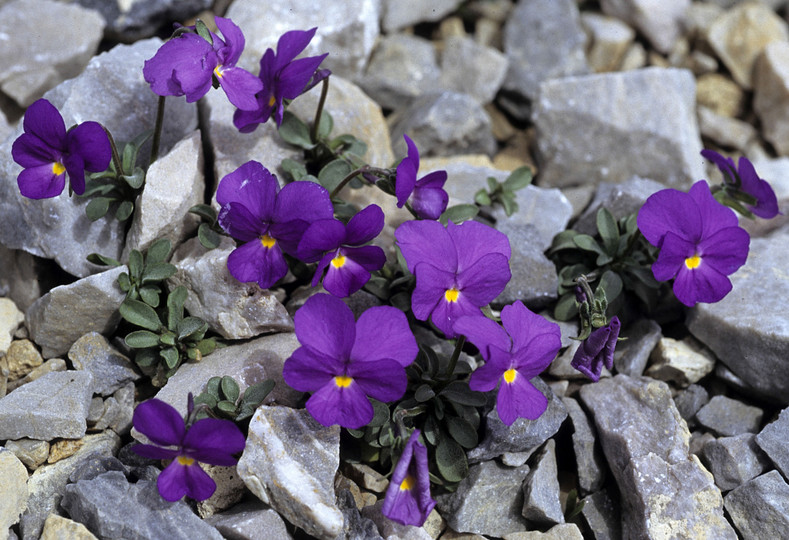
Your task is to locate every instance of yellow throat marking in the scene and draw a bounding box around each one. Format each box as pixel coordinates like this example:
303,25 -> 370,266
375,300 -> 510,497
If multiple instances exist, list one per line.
335,375 -> 353,388
400,475 -> 415,491
504,368 -> 517,384
52,162 -> 66,175
213,65 -> 224,78
685,254 -> 701,269
268,95 -> 277,107
260,234 -> 276,249
177,456 -> 195,466
444,287 -> 459,303
331,254 -> 346,268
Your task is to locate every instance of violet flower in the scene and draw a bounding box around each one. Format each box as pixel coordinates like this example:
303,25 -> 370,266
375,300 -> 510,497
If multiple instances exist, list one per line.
217,161 -> 334,289
298,205 -> 386,297
143,17 -> 263,110
395,219 -> 511,338
454,301 -> 561,425
12,98 -> 111,199
701,149 -> 779,219
637,180 -> 750,307
234,27 -> 329,132
395,134 -> 449,220
132,398 -> 246,502
570,316 -> 621,382
381,429 -> 436,527
282,294 -> 418,429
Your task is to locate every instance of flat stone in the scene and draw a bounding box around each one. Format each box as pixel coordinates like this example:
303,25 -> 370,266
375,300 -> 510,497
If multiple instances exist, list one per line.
0,298 -> 24,357
381,0 -> 462,32
697,106 -> 758,153
237,406 -> 343,540
502,523 -> 583,539
360,499 -> 433,540
90,383 -> 134,435
68,333 -> 140,396
168,237 -> 293,340
196,464 -> 246,519
440,36 -> 509,104
724,470 -> 789,538
491,185 -> 573,251
696,395 -> 763,437
645,337 -> 716,388
755,41 -> 789,157
0,448 -> 28,531
572,176 -> 667,236
61,471 -> 222,540
581,13 -> 635,73
696,72 -> 744,118
702,433 -> 770,492
205,500 -> 293,540
493,222 -> 558,310
0,371 -> 93,441
40,514 -> 98,540
5,339 -> 43,382
756,406 -> 789,479
579,375 -> 737,540
562,396 -> 606,495
0,245 -> 41,312
25,266 -> 126,358
0,0 -> 104,107
5,438 -> 50,470
613,318 -> 662,377
344,463 -> 389,494
673,384 -> 710,429
580,490 -> 621,540
6,358 -> 67,392
600,0 -> 689,54
521,439 -> 564,525
533,67 -> 703,189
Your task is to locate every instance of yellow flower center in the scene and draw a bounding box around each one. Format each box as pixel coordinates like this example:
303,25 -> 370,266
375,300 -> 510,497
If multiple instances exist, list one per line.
685,254 -> 701,269
335,375 -> 353,388
444,287 -> 459,303
213,65 -> 224,78
400,474 -> 415,491
331,254 -> 346,268
177,456 -> 195,466
268,94 -> 277,107
503,368 -> 517,384
52,162 -> 66,175
260,234 -> 276,249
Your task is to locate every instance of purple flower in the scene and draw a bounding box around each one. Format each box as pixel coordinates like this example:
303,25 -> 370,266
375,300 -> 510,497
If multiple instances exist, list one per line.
234,28 -> 329,132
132,398 -> 246,502
143,17 -> 263,110
454,301 -> 561,425
570,317 -> 621,382
298,205 -> 386,297
637,180 -> 750,307
381,429 -> 436,527
282,294 -> 418,429
395,135 -> 449,220
395,219 -> 511,338
701,149 -> 779,219
217,161 -> 334,289
11,99 -> 111,199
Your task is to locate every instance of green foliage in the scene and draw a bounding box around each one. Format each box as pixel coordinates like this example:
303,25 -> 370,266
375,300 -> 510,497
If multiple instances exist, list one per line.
474,166 -> 533,216
439,204 -> 479,225
193,376 -> 275,424
564,489 -> 586,521
117,238 -> 176,308
188,204 -> 224,250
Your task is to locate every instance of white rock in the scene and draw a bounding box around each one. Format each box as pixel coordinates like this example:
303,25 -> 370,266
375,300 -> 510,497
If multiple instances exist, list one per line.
0,298 -> 24,357
646,337 -> 716,387
0,448 -> 29,530
600,0 -> 690,54
582,12 -> 636,72
754,41 -> 789,157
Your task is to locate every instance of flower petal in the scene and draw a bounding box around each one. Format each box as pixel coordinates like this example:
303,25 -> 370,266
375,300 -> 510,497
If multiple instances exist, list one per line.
133,399 -> 185,447
496,375 -> 548,425
283,345 -> 344,392
688,180 -> 739,236
218,66 -> 265,111
67,121 -> 111,172
350,359 -> 408,403
698,226 -> 750,276
293,294 -> 356,361
183,418 -> 246,465
214,16 -> 245,66
298,219 -> 345,263
275,27 -> 318,68
453,315 -> 509,361
352,306 -> 417,367
673,262 -> 732,307
344,205 -> 384,246
23,99 -> 66,148
500,301 -> 560,355
322,255 -> 370,297
131,443 -> 179,461
277,54 -> 328,99
651,231 -> 694,282
456,252 -> 511,307
157,459 -> 216,501
305,378 -> 373,429
16,164 -> 65,199
218,201 -> 266,242
226,239 -> 287,289
638,187 -> 702,246
216,160 -> 278,218
12,132 -> 58,168
396,135 -> 419,207
409,262 -> 454,322
447,220 -> 511,273
738,157 -> 779,219
395,220 -> 457,274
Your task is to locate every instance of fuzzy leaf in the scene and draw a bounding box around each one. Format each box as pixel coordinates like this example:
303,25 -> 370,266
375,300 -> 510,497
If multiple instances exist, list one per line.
119,298 -> 161,331
553,292 -> 579,321
125,330 -> 161,349
596,208 -> 619,255
217,400 -> 237,417
439,381 -> 486,407
436,437 -> 468,482
220,376 -> 240,403
87,253 -> 121,267
242,380 -> 275,407
115,200 -> 134,221
439,204 -> 479,225
128,249 -> 144,279
474,189 -> 492,206
141,262 -> 177,283
446,416 -> 478,449
317,159 -> 352,193
317,109 -> 333,140
503,166 -> 533,190
167,286 -> 188,330
121,169 -> 145,190
279,111 -> 314,149
86,197 -> 111,221
197,224 -> 221,250
177,316 -> 207,341
281,158 -> 308,182
414,384 -> 436,402
146,238 -> 172,264
189,204 -> 217,223
160,346 -> 179,369
139,285 -> 161,308
205,377 -> 222,400
134,348 -> 158,368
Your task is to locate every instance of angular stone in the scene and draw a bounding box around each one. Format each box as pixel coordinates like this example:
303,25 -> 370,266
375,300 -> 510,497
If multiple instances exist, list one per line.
571,176 -> 666,236
5,339 -> 43,382
0,371 -> 93,441
5,438 -> 50,470
360,499 -> 432,540
579,375 -> 737,540
562,397 -> 606,495
61,471 -> 222,540
756,406 -> 789,479
696,72 -> 744,118
521,439 -> 564,525
344,463 -> 389,494
440,36 -> 509,104
491,185 -> 574,251
580,490 -> 621,540
237,406 -> 343,539
600,0 -> 689,54
493,222 -> 558,310
26,266 -> 126,358
436,461 -> 530,536
533,67 -> 703,189
40,514 -> 98,540
613,318 -> 662,377
724,470 -> 789,538
389,91 -> 496,158
755,41 -> 789,156
168,237 -> 293,340
702,433 -> 770,492
381,0 -> 462,32
196,464 -> 246,519
581,13 -> 635,73
706,2 -> 789,89
0,245 -> 41,312
673,384 -> 710,429
0,298 -> 24,357
697,106 -> 758,153
205,500 -> 293,540
74,0 -> 210,41
6,358 -> 67,392
696,395 -> 763,437
0,0 -> 104,107
68,333 -> 140,397
502,523 -> 583,539
123,130 -> 203,256
467,378 -> 567,462
91,384 -> 134,435
645,337 -> 716,388
0,448 -> 28,530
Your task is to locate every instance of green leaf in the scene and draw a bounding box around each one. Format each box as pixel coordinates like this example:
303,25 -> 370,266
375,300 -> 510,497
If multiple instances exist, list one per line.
439,204 -> 479,225
598,270 -> 623,307
146,238 -> 172,264
446,416 -> 478,449
500,191 -> 518,216
87,253 -> 121,267
423,414 -> 439,446
115,200 -> 134,221
278,111 -> 314,149
128,249 -> 144,279
474,189 -> 492,206
197,224 -> 221,250
220,376 -> 240,403
160,346 -> 180,369
196,338 -> 217,356
117,272 -> 131,291
242,380 -> 275,407
125,330 -> 161,349
414,384 -> 436,402
330,134 -> 367,158
167,286 -> 188,330
436,437 -> 468,482
85,197 -> 111,221
141,262 -> 177,283
317,159 -> 352,193
119,298 -> 161,331
177,316 -> 207,340
205,376 -> 222,400
596,208 -> 619,254
281,158 -> 308,182
193,393 -> 217,410
194,19 -> 213,45
439,381 -> 487,407
573,234 -> 605,255
188,204 -> 217,224
217,400 -> 237,417
121,168 -> 145,190
486,176 -> 498,193
317,109 -> 333,139
503,166 -> 533,190
159,332 -> 176,346
553,292 -> 579,321
134,348 -> 158,368
139,285 -> 161,307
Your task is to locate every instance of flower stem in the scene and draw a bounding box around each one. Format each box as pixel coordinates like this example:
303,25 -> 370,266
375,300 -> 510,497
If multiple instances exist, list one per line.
150,95 -> 166,164
102,126 -> 124,177
445,335 -> 466,380
329,165 -> 394,199
310,77 -> 330,143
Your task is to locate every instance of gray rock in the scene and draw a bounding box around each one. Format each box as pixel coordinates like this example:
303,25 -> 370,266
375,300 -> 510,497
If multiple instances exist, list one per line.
6,359 -> 67,393
491,185 -> 573,251
61,471 -> 222,540
68,455 -> 127,483
74,0 -> 211,41
237,406 -> 343,539
436,460 -> 530,536
724,470 -> 789,539
755,41 -> 789,157
39,514 -> 98,540
695,395 -> 764,437
521,439 -> 564,525
689,431 -> 716,458
205,500 -> 293,540
581,12 -> 636,73
228,0 -> 380,79
579,375 -> 737,540
5,438 -> 50,470
645,337 -> 716,388
0,371 -> 93,441
697,106 -> 758,153
562,397 -> 606,495
0,245 -> 41,312
356,34 -> 440,111
337,489 -> 383,540
503,523 -> 584,539
0,298 -> 24,357
550,340 -> 609,380
673,384 -> 710,429
440,36 -> 509,105
381,0 -> 462,32
702,433 -> 770,492
19,431 -> 120,540
68,333 -> 140,397
600,0 -> 689,54
533,67 -> 703,190
756,407 -> 789,479
360,499 -> 431,539
168,237 -> 293,340
493,223 -> 558,310
389,92 -> 496,158
0,0 -> 104,107
572,176 -> 667,236
26,266 -> 125,358
123,130 -> 203,257
0,38 -> 197,278
500,0 -> 588,118
92,383 -> 134,435
467,378 -> 567,462
580,490 -> 621,540
0,448 -> 28,531
613,318 -> 662,377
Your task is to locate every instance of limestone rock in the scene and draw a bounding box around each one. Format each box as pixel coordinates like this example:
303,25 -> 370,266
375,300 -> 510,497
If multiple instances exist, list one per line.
696,73 -> 744,118
0,245 -> 41,312
579,490 -> 621,540
581,12 -> 635,73
645,337 -> 716,388
701,433 -> 770,492
724,470 -> 789,538
673,384 -> 710,429
562,396 -> 606,495
613,318 -> 662,377
756,406 -> 789,479
0,448 -> 28,531
5,339 -> 43,381
697,106 -> 759,153
205,500 -> 293,540
572,176 -> 667,236
6,358 -> 67,392
74,0 -> 211,41
493,222 -> 558,310
600,0 -> 689,54
521,439 -> 564,525
0,298 -> 24,358
5,438 -> 50,470
696,395 -> 763,437
754,41 -> 789,156
381,0 -> 462,32
440,36 -> 509,104
68,333 -> 140,396
40,514 -> 98,540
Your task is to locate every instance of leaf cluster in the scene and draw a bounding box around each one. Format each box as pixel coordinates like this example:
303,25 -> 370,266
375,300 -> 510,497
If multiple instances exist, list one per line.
474,166 -> 533,217
118,238 -> 176,307
188,204 -> 224,250
193,375 -> 274,424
